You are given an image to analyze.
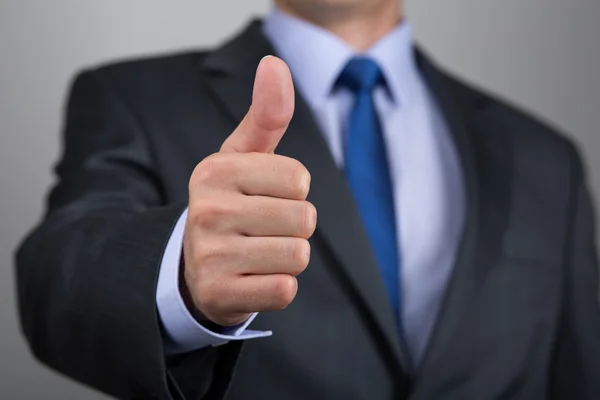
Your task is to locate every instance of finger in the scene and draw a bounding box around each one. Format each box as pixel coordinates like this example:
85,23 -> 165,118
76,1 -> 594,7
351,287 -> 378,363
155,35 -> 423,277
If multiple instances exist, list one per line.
192,153 -> 310,200
193,195 -> 317,239
220,274 -> 299,314
220,56 -> 295,153
203,236 -> 310,276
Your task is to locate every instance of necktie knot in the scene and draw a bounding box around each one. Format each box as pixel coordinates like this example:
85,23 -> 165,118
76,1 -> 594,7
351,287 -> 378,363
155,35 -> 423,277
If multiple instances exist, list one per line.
337,57 -> 384,94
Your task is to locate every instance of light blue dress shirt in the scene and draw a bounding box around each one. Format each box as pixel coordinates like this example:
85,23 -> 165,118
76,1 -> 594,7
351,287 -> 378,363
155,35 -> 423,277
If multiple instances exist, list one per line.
156,7 -> 465,364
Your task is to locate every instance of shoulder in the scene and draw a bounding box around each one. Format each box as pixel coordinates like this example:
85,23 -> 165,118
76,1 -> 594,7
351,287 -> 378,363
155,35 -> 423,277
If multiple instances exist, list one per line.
439,68 -> 584,182
66,49 -> 213,109
63,49 -> 226,137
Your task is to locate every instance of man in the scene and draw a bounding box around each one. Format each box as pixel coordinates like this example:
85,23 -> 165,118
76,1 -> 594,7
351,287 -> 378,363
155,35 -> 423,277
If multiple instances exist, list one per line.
15,0 -> 600,399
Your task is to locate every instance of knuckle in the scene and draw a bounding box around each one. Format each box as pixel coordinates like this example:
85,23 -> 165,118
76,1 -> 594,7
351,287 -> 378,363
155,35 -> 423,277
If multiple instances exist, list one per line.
192,239 -> 227,268
187,205 -> 203,226
289,160 -> 311,199
291,239 -> 310,274
190,154 -> 217,188
190,153 -> 233,190
197,291 -> 220,316
195,278 -> 225,315
190,198 -> 230,230
184,262 -> 234,324
272,275 -> 298,310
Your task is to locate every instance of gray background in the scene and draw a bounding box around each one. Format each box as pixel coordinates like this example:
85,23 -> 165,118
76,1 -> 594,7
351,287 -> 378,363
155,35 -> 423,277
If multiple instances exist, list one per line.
1,0 -> 599,398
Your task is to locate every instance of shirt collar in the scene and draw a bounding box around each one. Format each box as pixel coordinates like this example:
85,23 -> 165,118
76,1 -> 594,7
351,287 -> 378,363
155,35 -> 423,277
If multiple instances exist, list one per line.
263,7 -> 420,109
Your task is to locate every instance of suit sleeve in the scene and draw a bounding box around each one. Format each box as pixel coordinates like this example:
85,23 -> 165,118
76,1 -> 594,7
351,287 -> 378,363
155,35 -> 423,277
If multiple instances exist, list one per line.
551,145 -> 600,399
15,69 -> 241,400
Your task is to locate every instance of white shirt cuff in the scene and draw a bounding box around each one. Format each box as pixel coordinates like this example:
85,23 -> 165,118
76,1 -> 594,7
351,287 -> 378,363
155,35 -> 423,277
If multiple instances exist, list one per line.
156,208 -> 272,355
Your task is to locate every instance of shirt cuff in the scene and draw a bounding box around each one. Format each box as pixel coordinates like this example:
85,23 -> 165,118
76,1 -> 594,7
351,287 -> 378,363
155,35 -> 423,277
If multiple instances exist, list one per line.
156,207 -> 272,355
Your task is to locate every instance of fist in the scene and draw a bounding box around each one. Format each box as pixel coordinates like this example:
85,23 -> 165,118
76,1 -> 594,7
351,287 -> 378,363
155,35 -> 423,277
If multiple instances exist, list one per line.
183,56 -> 317,327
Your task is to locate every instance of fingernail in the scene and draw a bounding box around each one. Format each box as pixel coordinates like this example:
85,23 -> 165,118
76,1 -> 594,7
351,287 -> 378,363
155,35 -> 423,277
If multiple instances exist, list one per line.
260,55 -> 274,64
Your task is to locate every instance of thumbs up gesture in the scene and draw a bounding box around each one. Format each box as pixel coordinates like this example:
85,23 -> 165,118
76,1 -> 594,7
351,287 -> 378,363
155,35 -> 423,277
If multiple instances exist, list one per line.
183,56 -> 317,327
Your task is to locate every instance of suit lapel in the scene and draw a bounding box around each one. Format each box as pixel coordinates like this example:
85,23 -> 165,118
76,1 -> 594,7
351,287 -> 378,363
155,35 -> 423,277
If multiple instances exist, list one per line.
281,89 -> 410,372
201,21 -> 409,373
413,49 -> 507,385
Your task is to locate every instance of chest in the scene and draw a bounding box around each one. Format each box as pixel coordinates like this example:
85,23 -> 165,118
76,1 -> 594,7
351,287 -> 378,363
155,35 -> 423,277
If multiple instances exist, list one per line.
145,88 -> 567,398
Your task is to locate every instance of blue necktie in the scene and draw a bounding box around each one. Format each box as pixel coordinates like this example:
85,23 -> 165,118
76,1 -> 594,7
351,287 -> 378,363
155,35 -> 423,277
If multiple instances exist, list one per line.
338,58 -> 402,329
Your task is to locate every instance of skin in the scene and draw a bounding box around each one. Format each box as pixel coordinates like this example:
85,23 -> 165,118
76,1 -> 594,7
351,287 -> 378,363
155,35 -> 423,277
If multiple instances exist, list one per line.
184,1 -> 403,327
275,0 -> 403,51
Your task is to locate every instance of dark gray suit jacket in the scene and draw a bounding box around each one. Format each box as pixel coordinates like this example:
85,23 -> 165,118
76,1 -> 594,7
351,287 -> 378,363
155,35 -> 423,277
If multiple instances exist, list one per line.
16,20 -> 600,400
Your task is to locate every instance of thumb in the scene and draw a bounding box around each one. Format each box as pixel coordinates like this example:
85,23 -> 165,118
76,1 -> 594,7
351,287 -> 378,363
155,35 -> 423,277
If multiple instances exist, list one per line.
220,56 -> 295,153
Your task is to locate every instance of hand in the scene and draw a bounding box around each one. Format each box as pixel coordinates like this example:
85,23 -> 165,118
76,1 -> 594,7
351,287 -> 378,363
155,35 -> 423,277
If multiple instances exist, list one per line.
182,56 -> 317,327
